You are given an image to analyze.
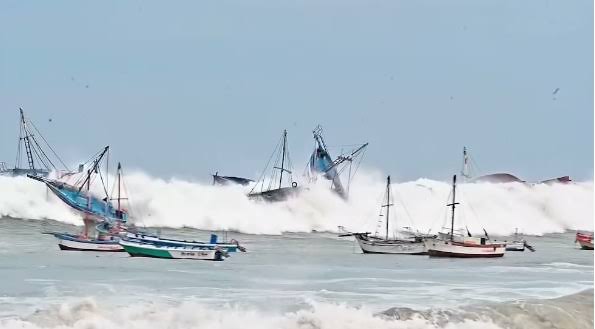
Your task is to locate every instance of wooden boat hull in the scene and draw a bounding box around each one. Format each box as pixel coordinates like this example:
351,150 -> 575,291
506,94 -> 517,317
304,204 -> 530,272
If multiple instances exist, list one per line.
53,233 -> 124,252
120,240 -> 224,261
425,239 -> 505,258
354,234 -> 426,255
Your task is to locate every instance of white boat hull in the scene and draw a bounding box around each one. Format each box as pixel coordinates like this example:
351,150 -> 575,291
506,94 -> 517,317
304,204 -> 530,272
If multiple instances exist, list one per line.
505,241 -> 525,251
425,239 -> 505,258
354,234 -> 426,255
58,237 -> 124,252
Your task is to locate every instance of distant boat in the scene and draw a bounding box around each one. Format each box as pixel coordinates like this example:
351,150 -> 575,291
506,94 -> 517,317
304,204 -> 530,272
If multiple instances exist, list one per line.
505,228 -> 535,252
575,231 -> 594,250
120,239 -> 226,261
343,176 -> 430,255
212,172 -> 253,186
307,126 -> 368,198
461,147 -> 571,184
248,129 -> 300,202
1,108 -> 70,177
424,175 -> 506,258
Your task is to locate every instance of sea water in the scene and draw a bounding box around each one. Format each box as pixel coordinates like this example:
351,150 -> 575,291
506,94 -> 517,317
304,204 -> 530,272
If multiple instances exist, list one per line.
0,174 -> 593,328
0,218 -> 592,329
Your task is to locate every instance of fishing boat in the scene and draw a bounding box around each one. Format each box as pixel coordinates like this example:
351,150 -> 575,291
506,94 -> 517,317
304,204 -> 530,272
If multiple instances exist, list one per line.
505,228 -> 535,252
123,232 -> 246,252
120,239 -> 226,261
307,126 -> 368,199
575,231 -> 594,250
30,151 -> 130,252
28,146 -> 127,223
44,232 -> 124,252
424,175 -> 506,258
248,129 -> 300,202
343,176 -> 429,255
1,108 -> 70,177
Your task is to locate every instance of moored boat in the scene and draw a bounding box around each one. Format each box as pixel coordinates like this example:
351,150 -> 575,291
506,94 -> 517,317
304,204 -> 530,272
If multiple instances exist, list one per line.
425,175 -> 506,258
345,176 -> 429,255
120,239 -> 226,261
124,232 -> 246,252
505,228 -> 535,252
46,232 -> 124,252
575,231 -> 594,250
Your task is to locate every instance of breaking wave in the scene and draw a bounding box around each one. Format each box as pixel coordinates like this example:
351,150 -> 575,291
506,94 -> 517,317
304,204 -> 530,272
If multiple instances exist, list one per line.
0,170 -> 592,235
1,289 -> 591,329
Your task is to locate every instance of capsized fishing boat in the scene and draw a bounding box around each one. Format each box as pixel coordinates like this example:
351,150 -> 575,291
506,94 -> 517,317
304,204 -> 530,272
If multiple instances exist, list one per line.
505,228 -> 535,252
342,176 -> 430,255
212,172 -> 253,186
248,129 -> 301,202
28,146 -> 127,223
120,239 -> 226,261
31,154 -> 130,252
424,175 -> 506,258
1,108 -> 71,177
575,231 -> 594,250
307,126 -> 368,199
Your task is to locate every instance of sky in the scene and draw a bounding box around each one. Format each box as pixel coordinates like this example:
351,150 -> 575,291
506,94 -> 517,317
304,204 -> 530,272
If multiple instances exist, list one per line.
0,0 -> 592,183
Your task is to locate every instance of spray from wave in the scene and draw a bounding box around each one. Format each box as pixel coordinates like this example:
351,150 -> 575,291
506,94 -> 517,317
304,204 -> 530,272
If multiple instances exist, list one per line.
0,170 -> 592,235
1,289 -> 591,329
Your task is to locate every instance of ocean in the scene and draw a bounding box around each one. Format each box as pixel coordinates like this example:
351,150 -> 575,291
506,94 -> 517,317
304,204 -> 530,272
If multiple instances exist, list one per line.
0,174 -> 593,328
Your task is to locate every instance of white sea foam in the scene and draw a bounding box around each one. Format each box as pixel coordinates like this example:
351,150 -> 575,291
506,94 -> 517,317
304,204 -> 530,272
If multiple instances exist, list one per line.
0,298 -> 503,329
2,290 -> 593,329
0,170 -> 592,236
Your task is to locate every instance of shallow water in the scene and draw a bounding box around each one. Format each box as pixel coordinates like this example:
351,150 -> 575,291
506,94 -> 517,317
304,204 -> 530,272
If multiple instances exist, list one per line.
0,217 -> 593,328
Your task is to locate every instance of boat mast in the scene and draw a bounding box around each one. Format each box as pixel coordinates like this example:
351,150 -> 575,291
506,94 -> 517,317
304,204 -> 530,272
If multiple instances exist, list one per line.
19,109 -> 36,171
117,162 -> 122,211
386,176 -> 390,240
278,129 -> 287,189
381,175 -> 395,240
461,147 -> 470,180
447,175 -> 460,241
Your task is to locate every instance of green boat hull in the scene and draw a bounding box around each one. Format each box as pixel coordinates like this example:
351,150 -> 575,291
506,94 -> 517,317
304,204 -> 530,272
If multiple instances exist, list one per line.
123,244 -> 173,258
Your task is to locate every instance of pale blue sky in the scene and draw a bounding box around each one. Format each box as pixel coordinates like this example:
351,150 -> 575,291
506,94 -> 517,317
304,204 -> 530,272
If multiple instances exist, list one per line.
1,0 -> 592,182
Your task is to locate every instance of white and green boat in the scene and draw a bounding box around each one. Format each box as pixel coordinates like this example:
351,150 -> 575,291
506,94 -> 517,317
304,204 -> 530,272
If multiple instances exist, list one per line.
120,239 -> 226,261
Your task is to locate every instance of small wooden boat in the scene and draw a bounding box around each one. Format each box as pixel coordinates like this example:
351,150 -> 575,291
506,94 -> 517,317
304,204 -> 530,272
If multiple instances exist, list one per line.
425,175 -> 506,258
46,232 -> 124,252
346,176 -> 429,255
124,232 -> 246,252
576,231 -> 594,250
120,239 -> 225,261
505,228 -> 535,252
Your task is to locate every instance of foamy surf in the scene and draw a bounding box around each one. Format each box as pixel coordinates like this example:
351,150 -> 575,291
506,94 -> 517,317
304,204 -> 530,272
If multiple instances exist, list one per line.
1,290 -> 591,329
0,171 -> 592,235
